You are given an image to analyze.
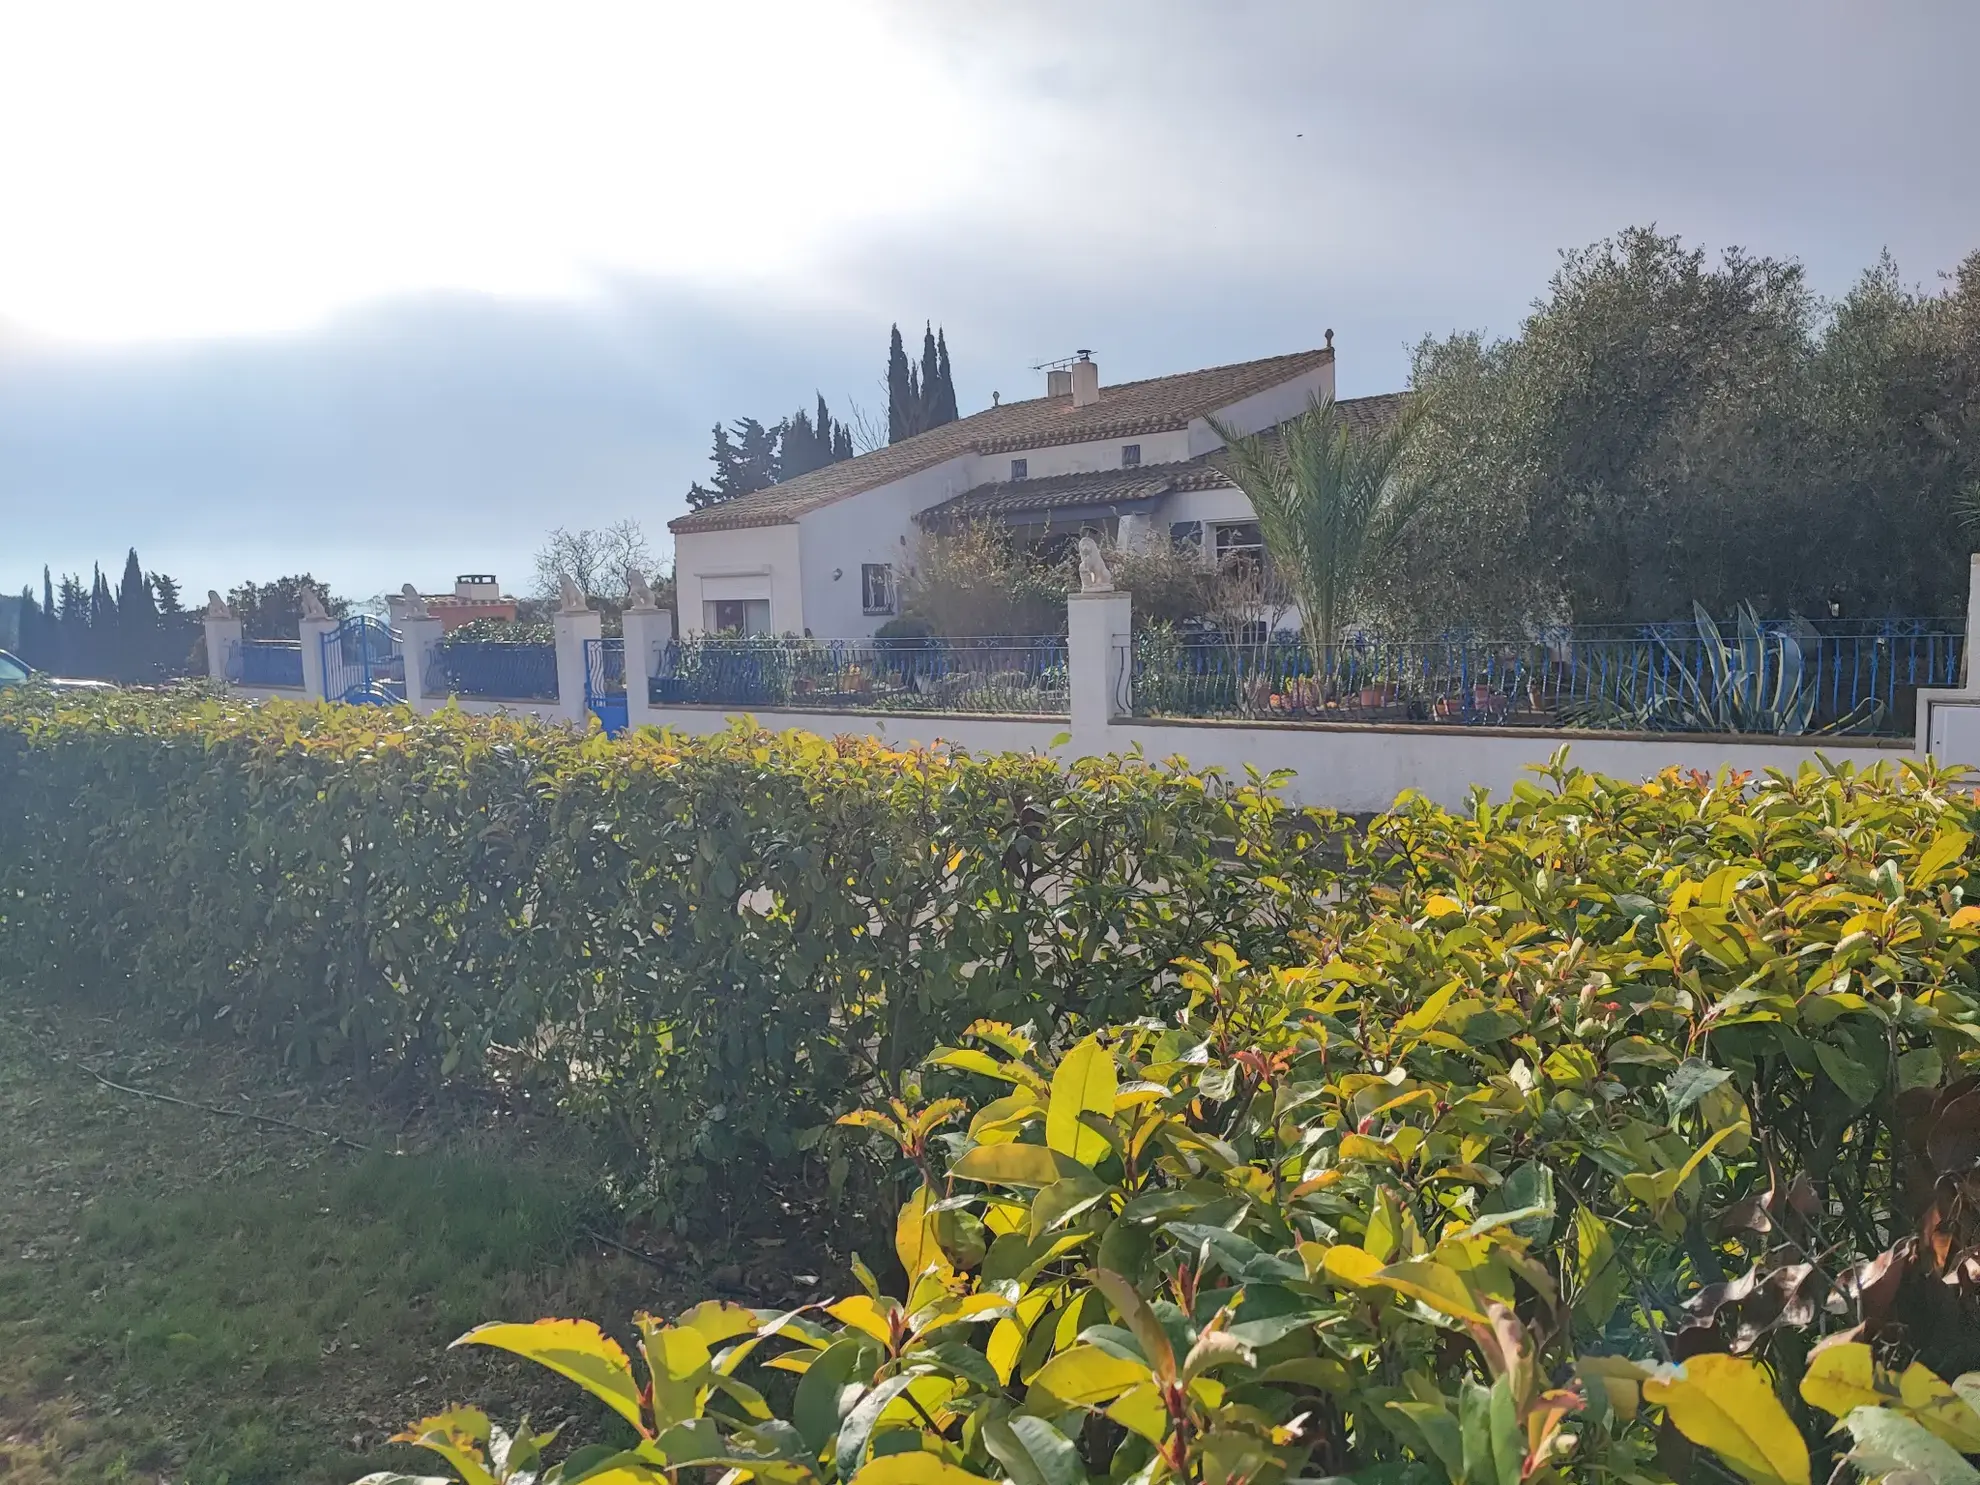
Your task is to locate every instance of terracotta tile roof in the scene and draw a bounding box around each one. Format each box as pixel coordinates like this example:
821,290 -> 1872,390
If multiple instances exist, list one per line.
917,459 -> 1229,527
914,392 -> 1410,529
669,346 -> 1336,534
1331,391 -> 1409,436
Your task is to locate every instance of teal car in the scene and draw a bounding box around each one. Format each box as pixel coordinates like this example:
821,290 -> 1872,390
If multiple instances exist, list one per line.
0,649 -> 114,691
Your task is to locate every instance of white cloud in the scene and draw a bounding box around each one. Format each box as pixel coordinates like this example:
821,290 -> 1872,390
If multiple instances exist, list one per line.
0,0 -> 984,342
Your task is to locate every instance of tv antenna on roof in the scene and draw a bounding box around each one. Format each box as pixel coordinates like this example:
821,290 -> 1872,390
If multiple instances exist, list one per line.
1030,350 -> 1093,372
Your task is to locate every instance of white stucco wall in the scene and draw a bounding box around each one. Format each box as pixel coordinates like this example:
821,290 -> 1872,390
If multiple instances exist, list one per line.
962,429 -> 1194,486
1161,483 -> 1256,527
1186,359 -> 1336,456
635,705 -> 1912,814
796,456 -> 981,638
674,523 -> 805,636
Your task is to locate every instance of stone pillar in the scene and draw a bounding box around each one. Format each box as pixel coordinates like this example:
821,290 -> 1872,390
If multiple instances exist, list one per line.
399,615 -> 445,713
299,615 -> 337,701
622,605 -> 675,731
553,606 -> 603,725
1916,553 -> 1980,754
203,613 -> 243,685
1964,553 -> 1980,690
1067,589 -> 1131,755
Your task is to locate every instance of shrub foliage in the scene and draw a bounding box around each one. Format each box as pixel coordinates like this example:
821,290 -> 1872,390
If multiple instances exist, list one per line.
0,687 -> 1332,1212
8,689 -> 1980,1485
359,802 -> 1980,1485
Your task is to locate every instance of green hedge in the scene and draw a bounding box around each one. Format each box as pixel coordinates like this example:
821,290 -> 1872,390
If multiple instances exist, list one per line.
0,688 -> 1337,1214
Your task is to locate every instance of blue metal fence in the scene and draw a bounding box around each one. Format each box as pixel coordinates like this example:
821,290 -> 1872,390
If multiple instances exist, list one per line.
1124,620 -> 1962,735
231,639 -> 304,689
650,635 -> 1071,715
585,637 -> 628,734
320,616 -> 405,704
427,640 -> 559,701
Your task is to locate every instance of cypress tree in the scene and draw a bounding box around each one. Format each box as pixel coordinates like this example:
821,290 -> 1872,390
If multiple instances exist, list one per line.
919,323 -> 941,430
887,324 -> 914,443
118,548 -> 154,621
150,571 -> 184,615
932,328 -> 959,426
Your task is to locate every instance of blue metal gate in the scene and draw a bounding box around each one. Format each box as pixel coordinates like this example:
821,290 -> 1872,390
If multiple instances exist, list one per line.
584,637 -> 628,735
320,615 -> 406,705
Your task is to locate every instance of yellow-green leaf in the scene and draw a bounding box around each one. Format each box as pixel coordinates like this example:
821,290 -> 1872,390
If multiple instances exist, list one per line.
825,1294 -> 898,1346
453,1321 -> 646,1432
951,1142 -> 1078,1188
1047,1035 -> 1117,1167
1801,1343 -> 1889,1418
1912,828 -> 1973,887
895,1184 -> 955,1284
389,1407 -> 498,1485
1644,1353 -> 1810,1485
1028,1343 -> 1151,1406
848,1452 -> 997,1485
1322,1245 -> 1384,1287
1897,1362 -> 1980,1453
1370,1259 -> 1488,1324
1106,1382 -> 1170,1443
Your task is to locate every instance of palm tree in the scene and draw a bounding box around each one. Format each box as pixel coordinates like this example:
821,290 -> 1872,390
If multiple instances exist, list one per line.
1209,394 -> 1430,654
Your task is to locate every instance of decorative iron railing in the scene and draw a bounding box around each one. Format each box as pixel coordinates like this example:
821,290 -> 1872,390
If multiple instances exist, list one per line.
585,637 -> 626,695
230,639 -> 304,689
1122,620 -> 1962,737
649,635 -> 1070,716
427,640 -> 559,701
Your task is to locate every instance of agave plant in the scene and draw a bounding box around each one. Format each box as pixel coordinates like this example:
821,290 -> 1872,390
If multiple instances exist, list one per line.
1566,601 -> 1883,735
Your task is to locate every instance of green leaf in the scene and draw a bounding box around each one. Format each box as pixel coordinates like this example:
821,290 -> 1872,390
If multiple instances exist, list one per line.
792,1338 -> 867,1453
983,1416 -> 1087,1485
1899,1047 -> 1945,1092
1488,1375 -> 1524,1485
834,1373 -> 921,1472
1573,1208 -> 1627,1329
1089,1268 -> 1177,1383
1813,1042 -> 1882,1110
1665,1058 -> 1734,1115
1385,1401 -> 1464,1481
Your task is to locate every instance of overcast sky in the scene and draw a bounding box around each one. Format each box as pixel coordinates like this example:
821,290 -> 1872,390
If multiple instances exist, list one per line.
3,0 -> 1977,602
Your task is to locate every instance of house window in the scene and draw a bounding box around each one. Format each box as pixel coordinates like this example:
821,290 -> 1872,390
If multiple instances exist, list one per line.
1169,520 -> 1203,553
705,599 -> 772,635
1009,458 -> 1028,480
1214,521 -> 1264,565
861,563 -> 896,616
1121,444 -> 1141,467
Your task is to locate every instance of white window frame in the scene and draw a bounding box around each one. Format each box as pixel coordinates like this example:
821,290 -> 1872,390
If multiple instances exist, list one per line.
1213,521 -> 1264,565
861,563 -> 896,617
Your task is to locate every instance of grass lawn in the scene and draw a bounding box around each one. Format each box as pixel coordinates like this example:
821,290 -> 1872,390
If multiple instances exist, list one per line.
0,999 -> 817,1485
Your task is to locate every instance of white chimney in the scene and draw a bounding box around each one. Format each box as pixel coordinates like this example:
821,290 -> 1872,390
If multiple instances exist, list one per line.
1069,350 -> 1099,407
1046,368 -> 1072,397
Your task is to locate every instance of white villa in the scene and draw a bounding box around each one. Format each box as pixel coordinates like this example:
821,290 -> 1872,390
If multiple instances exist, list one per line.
668,341 -> 1403,637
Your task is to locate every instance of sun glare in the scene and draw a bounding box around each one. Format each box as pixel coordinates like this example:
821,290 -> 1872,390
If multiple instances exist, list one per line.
0,0 -> 977,344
